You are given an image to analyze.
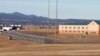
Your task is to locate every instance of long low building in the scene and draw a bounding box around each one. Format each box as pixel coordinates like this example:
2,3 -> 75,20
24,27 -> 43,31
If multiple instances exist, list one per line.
59,21 -> 100,35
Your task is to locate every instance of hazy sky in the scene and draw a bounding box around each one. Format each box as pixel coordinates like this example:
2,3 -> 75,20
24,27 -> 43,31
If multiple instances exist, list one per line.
0,0 -> 100,19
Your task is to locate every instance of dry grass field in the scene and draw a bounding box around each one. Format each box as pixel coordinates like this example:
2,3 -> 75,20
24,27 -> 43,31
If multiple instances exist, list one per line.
18,28 -> 100,44
18,28 -> 100,39
1,35 -> 100,56
17,30 -> 100,44
18,28 -> 57,36
0,29 -> 98,56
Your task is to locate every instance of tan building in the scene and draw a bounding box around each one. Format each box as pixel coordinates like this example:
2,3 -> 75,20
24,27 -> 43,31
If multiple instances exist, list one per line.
59,21 -> 100,35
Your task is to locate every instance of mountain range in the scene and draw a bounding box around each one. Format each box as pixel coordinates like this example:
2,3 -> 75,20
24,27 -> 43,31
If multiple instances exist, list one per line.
0,12 -> 98,25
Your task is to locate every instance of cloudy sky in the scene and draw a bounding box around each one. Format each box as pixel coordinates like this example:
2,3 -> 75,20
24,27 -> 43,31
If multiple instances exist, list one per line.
0,0 -> 100,19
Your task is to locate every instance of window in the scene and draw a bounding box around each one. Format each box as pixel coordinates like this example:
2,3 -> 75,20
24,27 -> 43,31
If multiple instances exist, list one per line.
82,31 -> 84,33
73,31 -> 76,32
92,23 -> 95,25
62,31 -> 63,32
62,27 -> 63,29
82,27 -> 84,29
77,27 -> 80,29
69,31 -> 71,32
78,31 -> 80,32
73,27 -> 76,29
69,27 -> 72,29
86,27 -> 87,29
65,27 -> 67,29
91,32 -> 96,34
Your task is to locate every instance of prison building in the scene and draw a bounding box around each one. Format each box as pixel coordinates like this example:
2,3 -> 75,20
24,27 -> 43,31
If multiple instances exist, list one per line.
59,21 -> 100,35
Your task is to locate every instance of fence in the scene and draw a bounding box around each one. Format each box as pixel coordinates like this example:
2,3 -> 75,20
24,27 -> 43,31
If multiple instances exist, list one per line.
2,31 -> 100,44
2,31 -> 62,44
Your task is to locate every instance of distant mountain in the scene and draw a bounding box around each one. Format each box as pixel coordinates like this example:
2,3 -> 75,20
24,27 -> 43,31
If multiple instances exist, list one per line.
0,12 -> 98,25
0,12 -> 51,25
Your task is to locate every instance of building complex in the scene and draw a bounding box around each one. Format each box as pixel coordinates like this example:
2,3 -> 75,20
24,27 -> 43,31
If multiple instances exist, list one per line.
59,21 -> 100,35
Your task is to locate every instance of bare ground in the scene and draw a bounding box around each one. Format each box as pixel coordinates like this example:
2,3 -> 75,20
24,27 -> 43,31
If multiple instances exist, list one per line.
0,35 -> 100,56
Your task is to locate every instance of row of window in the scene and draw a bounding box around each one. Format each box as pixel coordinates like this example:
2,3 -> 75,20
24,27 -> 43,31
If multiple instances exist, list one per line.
62,30 -> 86,33
62,26 -> 87,29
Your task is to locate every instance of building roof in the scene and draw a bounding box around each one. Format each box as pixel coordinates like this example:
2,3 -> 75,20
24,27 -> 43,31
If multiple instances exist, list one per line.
62,20 -> 100,25
62,21 -> 91,25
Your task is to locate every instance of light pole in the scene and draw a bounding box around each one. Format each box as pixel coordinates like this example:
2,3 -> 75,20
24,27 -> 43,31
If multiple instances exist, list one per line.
55,0 -> 58,38
56,0 -> 58,20
47,0 -> 50,36
48,0 -> 50,19
47,0 -> 58,38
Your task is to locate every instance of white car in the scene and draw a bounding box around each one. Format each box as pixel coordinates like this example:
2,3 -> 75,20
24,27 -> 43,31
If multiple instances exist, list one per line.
2,27 -> 12,31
